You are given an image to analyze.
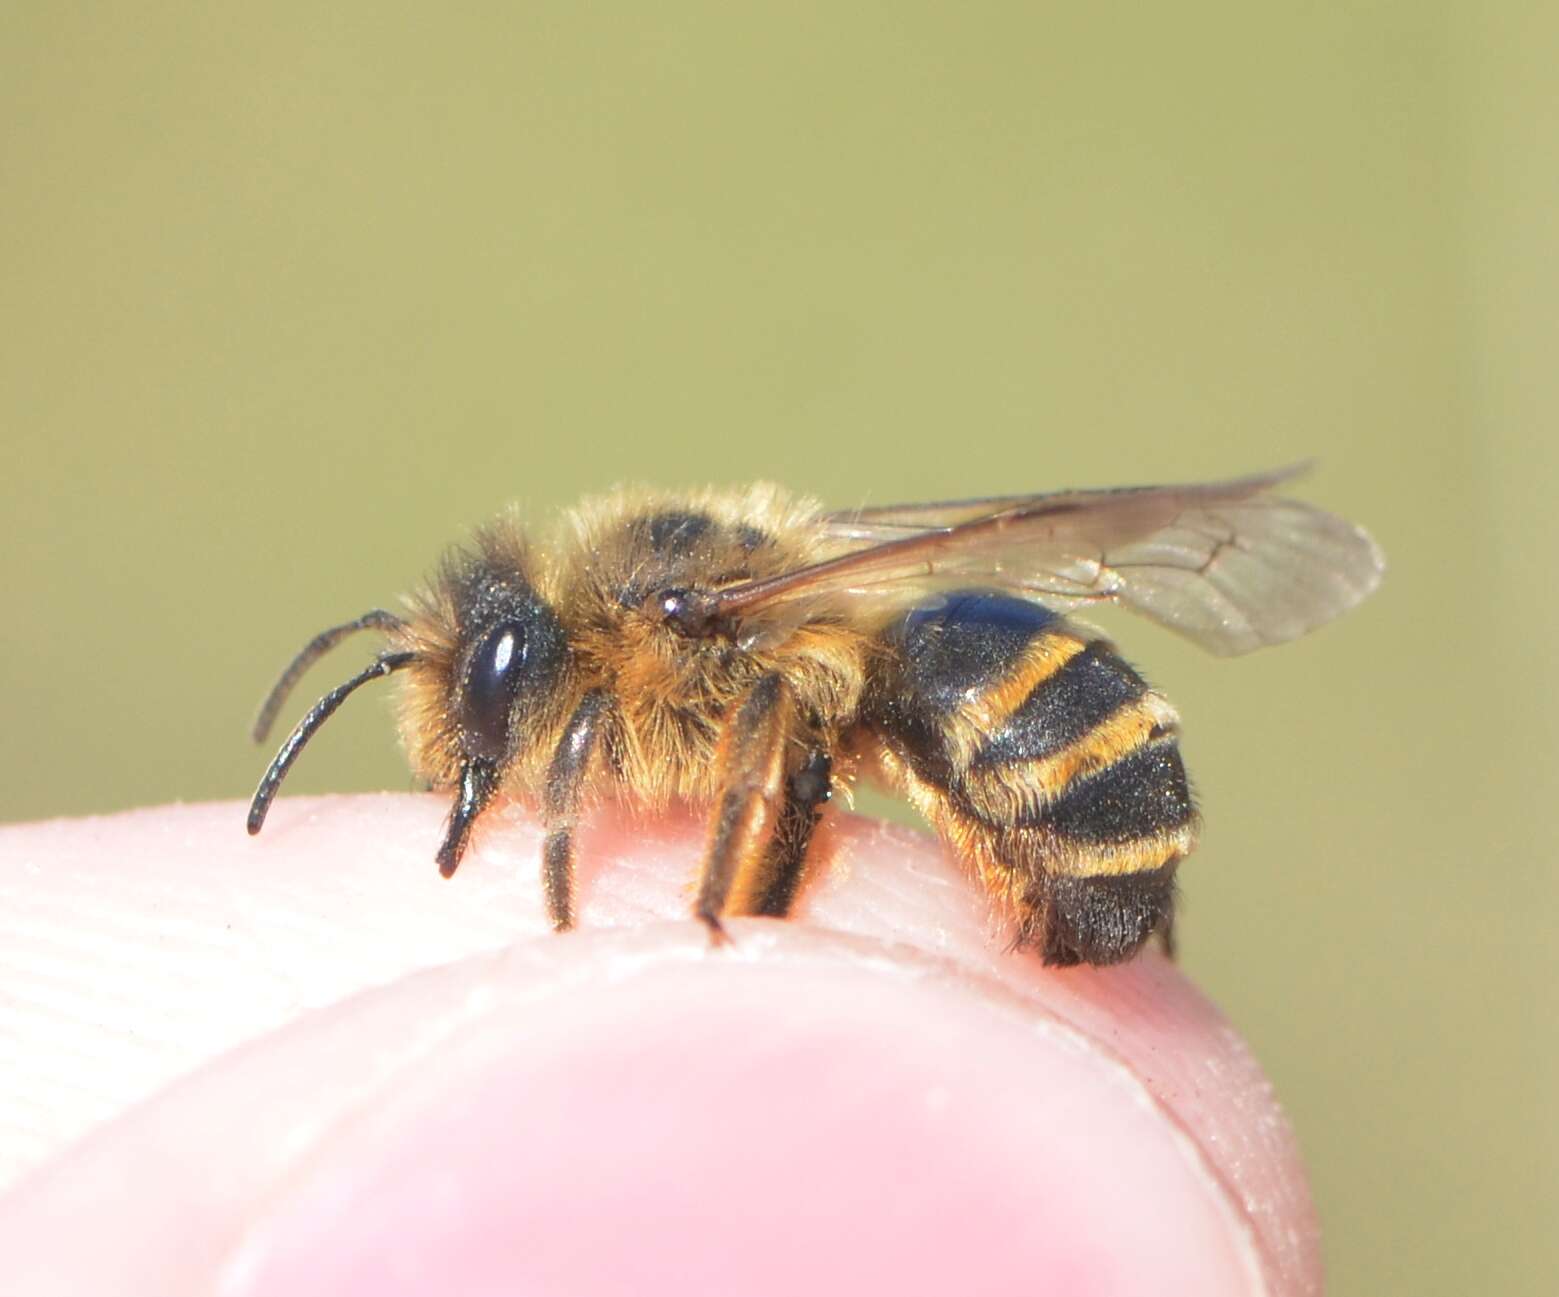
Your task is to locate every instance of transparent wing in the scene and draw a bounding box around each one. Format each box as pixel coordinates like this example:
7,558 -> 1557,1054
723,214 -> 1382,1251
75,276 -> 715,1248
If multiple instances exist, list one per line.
713,465 -> 1384,655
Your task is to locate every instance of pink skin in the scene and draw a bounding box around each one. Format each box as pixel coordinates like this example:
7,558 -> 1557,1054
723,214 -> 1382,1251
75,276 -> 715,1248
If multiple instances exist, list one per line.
0,796 -> 1321,1296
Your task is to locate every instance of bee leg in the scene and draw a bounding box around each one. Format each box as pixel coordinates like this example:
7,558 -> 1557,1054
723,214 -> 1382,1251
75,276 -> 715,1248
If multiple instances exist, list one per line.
539,689 -> 614,931
694,674 -> 794,941
746,746 -> 833,918
1155,905 -> 1178,960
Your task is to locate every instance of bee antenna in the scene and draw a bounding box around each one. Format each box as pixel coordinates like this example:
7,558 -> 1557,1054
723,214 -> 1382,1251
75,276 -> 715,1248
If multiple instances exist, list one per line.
247,651 -> 418,835
251,610 -> 407,744
435,760 -> 499,878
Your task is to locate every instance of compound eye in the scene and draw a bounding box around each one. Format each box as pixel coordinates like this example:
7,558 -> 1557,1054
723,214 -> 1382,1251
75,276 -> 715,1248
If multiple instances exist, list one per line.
461,620 -> 528,760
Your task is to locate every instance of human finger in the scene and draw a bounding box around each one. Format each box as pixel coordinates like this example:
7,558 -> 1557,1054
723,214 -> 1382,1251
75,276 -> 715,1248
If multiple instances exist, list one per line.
0,797 -> 1321,1295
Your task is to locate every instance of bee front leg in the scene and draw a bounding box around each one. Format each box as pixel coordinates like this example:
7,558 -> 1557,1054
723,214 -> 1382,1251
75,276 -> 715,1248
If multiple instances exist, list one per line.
540,689 -> 614,931
694,674 -> 798,941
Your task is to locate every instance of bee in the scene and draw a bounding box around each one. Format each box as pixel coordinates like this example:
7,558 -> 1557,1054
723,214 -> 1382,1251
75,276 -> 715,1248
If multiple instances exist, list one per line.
247,465 -> 1382,965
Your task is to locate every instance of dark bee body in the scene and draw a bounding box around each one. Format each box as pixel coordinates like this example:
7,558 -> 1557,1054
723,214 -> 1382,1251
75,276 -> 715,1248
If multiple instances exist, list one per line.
866,591 -> 1193,964
247,468 -> 1382,965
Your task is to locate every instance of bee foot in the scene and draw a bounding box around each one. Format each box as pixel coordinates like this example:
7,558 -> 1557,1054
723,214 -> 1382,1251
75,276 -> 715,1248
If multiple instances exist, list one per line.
697,911 -> 734,948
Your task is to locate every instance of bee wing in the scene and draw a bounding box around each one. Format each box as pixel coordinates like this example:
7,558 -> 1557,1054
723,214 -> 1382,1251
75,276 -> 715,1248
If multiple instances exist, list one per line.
714,465 -> 1384,656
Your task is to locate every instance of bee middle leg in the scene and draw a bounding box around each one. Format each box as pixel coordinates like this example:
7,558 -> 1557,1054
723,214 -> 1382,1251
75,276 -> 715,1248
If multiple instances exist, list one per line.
694,673 -> 821,939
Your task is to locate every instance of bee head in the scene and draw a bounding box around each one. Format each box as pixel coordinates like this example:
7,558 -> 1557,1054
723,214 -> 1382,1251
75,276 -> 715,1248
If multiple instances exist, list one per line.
421,526 -> 570,875
246,517 -> 574,881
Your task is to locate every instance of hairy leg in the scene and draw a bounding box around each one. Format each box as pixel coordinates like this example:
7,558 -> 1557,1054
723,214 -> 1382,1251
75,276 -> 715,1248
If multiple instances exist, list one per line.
748,747 -> 833,918
693,674 -> 795,938
540,689 -> 613,930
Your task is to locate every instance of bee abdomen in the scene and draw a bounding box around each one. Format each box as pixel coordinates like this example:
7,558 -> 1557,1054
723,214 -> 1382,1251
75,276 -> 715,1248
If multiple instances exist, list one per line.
867,590 -> 1197,964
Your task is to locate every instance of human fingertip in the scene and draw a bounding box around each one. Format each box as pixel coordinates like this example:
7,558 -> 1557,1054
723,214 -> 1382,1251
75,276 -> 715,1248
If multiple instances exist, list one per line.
0,799 -> 1321,1296
1,929 -> 1272,1296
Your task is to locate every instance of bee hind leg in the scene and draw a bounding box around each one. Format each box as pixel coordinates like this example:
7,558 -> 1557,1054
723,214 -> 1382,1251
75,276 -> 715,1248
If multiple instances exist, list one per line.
748,746 -> 833,918
1155,902 -> 1178,960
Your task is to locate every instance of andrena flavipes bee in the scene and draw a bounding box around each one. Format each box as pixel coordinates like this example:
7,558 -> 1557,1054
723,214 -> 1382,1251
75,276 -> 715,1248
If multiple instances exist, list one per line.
247,465 -> 1383,966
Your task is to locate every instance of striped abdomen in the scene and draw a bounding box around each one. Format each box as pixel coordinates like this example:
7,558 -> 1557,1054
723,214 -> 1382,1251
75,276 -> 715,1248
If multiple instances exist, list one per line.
865,590 -> 1197,965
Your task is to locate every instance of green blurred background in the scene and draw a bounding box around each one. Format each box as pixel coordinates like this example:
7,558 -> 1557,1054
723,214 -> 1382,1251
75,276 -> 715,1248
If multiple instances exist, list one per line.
3,3 -> 1553,1291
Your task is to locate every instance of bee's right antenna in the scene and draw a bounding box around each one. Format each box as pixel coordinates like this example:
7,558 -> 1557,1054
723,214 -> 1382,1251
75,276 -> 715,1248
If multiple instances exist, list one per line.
251,609 -> 407,743
247,650 -> 418,835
